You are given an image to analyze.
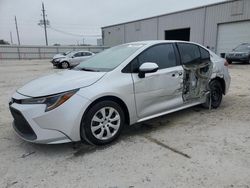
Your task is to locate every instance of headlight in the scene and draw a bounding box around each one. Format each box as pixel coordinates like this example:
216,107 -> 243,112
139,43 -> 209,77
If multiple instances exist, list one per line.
54,58 -> 61,62
21,89 -> 79,112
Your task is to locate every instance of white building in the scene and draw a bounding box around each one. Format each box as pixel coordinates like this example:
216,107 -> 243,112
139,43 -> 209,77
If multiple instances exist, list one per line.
102,0 -> 250,55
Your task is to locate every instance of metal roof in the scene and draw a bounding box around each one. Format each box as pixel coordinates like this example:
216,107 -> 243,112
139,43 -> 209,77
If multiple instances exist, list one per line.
102,0 -> 237,29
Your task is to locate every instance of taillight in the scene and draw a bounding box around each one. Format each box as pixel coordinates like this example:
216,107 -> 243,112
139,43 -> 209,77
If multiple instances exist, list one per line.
224,60 -> 229,67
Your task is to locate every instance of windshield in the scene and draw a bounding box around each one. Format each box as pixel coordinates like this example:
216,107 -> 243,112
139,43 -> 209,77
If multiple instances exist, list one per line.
74,43 -> 145,72
66,51 -> 76,57
234,44 -> 250,52
64,51 -> 71,55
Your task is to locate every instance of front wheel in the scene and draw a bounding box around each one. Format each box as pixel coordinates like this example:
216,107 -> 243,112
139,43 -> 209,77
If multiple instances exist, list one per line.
61,61 -> 69,69
202,80 -> 223,109
227,60 -> 232,64
81,101 -> 125,145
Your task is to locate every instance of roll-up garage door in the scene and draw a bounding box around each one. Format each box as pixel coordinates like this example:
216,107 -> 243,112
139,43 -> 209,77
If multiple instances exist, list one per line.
217,21 -> 250,55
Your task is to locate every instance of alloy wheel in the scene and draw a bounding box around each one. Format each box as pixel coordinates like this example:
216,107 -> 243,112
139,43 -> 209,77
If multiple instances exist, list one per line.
61,62 -> 69,69
91,107 -> 121,141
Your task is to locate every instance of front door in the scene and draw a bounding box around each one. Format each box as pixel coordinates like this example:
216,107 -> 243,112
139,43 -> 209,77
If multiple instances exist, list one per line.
131,43 -> 184,119
71,52 -> 83,66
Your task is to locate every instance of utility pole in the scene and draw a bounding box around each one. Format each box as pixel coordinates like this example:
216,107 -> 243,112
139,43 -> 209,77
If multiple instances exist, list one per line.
14,16 -> 20,45
10,31 -> 13,44
42,2 -> 48,46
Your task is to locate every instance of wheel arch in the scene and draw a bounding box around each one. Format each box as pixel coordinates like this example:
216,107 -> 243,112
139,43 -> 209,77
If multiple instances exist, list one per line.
82,95 -> 130,126
210,77 -> 226,95
60,60 -> 69,67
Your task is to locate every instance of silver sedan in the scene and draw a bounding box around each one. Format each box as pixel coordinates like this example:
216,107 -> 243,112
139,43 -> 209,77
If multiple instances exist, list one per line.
9,41 -> 230,145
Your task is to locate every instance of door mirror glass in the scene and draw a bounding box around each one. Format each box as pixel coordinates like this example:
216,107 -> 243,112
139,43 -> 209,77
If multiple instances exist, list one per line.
138,62 -> 159,78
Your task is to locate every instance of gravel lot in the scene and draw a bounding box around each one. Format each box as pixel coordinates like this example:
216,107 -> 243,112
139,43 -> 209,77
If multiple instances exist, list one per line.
0,60 -> 250,188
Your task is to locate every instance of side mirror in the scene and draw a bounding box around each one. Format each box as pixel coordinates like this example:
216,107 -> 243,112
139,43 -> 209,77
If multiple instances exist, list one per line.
138,62 -> 159,78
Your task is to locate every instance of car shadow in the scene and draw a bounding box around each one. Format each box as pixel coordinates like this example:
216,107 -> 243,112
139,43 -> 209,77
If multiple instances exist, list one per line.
17,105 -> 208,159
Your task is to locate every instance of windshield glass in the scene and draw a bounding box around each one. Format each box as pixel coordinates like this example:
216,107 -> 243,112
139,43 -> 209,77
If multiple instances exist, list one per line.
74,43 -> 145,72
64,51 -> 71,55
234,44 -> 250,52
66,51 -> 76,57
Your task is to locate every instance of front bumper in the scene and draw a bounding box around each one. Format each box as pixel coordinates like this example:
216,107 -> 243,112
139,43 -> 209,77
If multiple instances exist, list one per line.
226,56 -> 249,62
51,60 -> 61,66
9,92 -> 91,144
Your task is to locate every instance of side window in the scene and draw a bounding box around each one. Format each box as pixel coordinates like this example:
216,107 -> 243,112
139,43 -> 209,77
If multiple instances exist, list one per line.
74,52 -> 82,57
177,43 -> 200,64
85,52 -> 92,56
133,44 -> 177,72
200,47 -> 210,61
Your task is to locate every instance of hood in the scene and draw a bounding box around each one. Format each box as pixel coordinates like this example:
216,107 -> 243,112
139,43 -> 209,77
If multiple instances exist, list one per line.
59,57 -> 70,62
53,54 -> 66,59
17,70 -> 106,97
229,51 -> 250,54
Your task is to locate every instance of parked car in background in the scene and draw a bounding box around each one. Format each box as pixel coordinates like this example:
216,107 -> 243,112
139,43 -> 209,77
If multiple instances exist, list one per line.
51,51 -> 94,68
226,43 -> 250,64
9,41 -> 230,145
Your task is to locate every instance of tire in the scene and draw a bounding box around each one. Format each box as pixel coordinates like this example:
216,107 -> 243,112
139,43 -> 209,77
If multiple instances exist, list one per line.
61,61 -> 69,69
202,80 -> 223,109
81,100 -> 125,145
227,60 -> 232,64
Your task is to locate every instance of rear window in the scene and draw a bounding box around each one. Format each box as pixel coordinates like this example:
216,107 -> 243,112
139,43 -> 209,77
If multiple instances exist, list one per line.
200,47 -> 210,60
177,43 -> 200,64
177,43 -> 210,64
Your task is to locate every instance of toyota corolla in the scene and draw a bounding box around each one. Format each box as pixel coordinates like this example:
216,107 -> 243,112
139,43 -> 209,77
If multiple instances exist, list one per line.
9,41 -> 231,145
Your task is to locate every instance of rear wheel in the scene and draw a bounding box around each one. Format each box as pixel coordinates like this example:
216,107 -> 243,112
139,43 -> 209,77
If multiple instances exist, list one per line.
81,101 -> 125,145
227,60 -> 232,64
202,80 -> 223,109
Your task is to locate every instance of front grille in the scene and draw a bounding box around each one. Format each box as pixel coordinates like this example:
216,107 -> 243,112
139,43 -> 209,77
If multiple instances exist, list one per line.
12,98 -> 22,104
9,107 -> 37,140
235,54 -> 242,57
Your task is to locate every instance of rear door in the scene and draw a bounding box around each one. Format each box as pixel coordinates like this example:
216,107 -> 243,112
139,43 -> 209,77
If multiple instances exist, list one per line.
131,43 -> 184,119
177,43 -> 212,103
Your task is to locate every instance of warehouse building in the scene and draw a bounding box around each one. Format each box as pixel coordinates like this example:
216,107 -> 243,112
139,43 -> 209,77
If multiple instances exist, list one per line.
102,0 -> 250,55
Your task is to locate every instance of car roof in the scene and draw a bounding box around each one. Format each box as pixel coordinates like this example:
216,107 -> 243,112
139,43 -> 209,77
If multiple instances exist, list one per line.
73,51 -> 93,53
240,43 -> 250,45
125,40 -> 203,46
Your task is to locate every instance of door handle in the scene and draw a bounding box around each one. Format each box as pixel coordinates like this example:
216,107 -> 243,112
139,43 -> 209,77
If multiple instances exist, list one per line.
172,72 -> 183,77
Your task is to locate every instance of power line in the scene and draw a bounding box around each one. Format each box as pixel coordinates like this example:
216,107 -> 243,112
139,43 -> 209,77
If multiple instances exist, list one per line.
38,2 -> 50,45
10,31 -> 13,44
42,2 -> 48,46
49,27 -> 101,38
14,16 -> 20,45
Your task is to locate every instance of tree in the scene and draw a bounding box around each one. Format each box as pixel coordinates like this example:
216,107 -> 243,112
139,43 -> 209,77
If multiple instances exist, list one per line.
0,39 -> 10,45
